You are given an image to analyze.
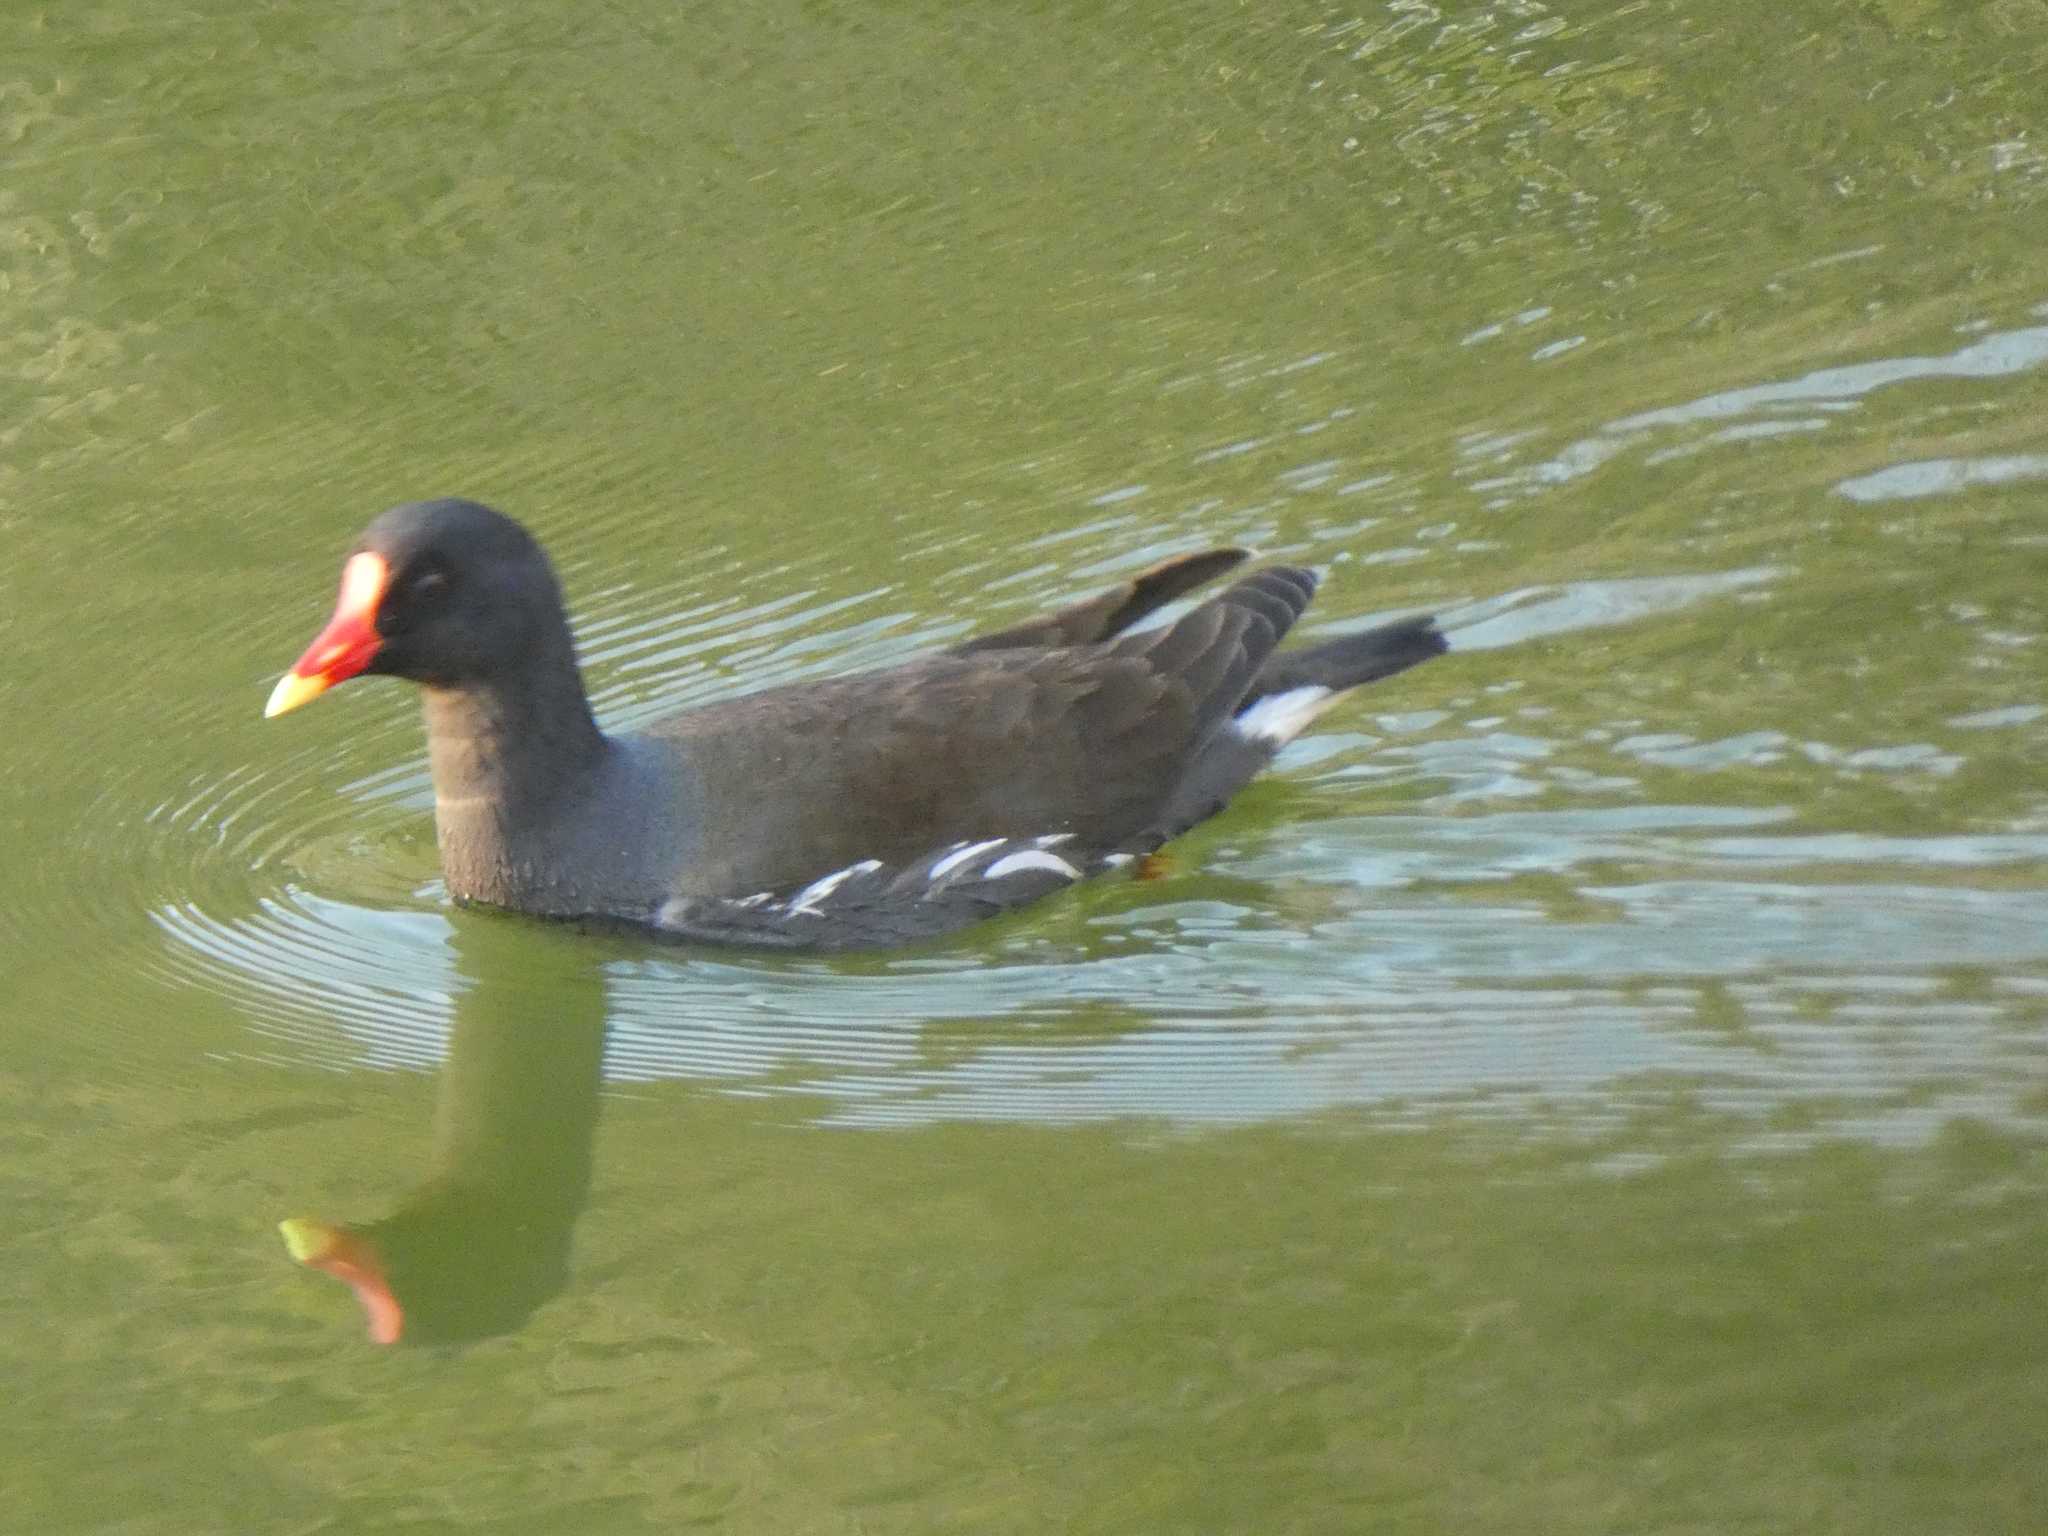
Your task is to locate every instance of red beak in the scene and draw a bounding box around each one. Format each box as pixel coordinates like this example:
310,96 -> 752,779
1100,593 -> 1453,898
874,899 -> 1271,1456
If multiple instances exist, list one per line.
265,552 -> 390,718
280,1217 -> 405,1344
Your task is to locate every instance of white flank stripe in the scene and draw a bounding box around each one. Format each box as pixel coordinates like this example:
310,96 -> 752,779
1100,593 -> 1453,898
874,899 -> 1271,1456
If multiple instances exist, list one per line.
789,862 -> 863,914
1232,685 -> 1336,745
983,850 -> 1081,881
1034,832 -> 1076,847
928,837 -> 1008,881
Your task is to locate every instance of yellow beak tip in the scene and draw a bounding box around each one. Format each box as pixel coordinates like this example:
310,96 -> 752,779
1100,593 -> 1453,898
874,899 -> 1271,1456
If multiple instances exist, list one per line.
278,1217 -> 335,1264
264,671 -> 327,719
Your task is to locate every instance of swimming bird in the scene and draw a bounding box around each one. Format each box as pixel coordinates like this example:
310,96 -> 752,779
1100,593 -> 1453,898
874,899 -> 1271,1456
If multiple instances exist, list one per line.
266,499 -> 1446,948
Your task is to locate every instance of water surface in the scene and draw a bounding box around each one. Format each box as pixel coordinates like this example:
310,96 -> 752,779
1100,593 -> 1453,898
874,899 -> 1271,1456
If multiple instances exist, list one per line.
4,2 -> 2045,1530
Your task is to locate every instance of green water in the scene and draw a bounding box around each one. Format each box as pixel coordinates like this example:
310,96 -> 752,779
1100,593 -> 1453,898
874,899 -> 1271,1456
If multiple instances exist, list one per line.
5,1 -> 2046,1530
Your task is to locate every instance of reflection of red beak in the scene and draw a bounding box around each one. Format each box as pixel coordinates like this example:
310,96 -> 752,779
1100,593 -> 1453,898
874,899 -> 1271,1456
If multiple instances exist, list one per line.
279,1217 -> 405,1345
264,552 -> 390,718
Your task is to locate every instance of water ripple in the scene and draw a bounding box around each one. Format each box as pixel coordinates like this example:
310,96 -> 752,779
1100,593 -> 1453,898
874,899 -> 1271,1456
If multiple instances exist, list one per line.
1467,319 -> 2048,502
116,536 -> 2047,1146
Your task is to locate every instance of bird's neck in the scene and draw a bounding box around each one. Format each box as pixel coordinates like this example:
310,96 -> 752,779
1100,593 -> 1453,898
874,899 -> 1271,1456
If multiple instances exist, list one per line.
419,645 -> 607,905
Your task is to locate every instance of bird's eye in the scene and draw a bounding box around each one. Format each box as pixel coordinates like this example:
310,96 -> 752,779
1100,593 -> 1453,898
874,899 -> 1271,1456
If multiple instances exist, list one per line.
376,565 -> 452,635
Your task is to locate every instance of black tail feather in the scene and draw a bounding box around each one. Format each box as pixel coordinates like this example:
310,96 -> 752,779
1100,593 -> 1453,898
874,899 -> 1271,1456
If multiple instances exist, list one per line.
1250,613 -> 1446,700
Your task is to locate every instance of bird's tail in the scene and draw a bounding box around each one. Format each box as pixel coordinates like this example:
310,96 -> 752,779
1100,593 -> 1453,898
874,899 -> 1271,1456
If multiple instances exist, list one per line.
1249,612 -> 1446,701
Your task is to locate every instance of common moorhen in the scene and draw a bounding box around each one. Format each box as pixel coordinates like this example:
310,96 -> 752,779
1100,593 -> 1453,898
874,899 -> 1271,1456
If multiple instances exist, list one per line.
266,500 -> 1447,948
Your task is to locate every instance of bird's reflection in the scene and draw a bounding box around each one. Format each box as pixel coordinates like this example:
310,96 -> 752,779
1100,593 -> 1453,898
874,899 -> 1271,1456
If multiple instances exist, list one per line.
280,921 -> 609,1345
